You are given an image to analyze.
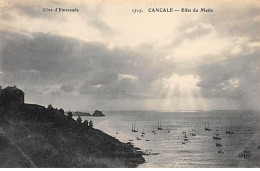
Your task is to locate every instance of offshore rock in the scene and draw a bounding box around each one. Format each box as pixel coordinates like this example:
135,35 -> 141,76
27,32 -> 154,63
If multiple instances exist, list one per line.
92,110 -> 105,117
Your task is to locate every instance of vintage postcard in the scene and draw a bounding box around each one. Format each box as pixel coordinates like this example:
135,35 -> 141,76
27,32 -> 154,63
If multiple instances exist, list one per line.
0,0 -> 260,168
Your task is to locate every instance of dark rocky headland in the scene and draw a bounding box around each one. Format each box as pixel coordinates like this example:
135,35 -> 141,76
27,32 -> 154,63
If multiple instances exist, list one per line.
0,104 -> 145,167
0,86 -> 145,168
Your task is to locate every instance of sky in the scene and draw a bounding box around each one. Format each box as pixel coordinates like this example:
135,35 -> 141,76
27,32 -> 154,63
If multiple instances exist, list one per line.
0,0 -> 260,111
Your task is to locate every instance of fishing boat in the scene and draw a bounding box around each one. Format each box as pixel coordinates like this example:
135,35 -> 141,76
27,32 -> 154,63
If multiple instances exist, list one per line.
226,127 -> 234,134
191,129 -> 196,136
205,123 -> 212,131
158,122 -> 163,130
132,123 -> 138,132
215,129 -> 219,136
213,135 -> 221,140
216,139 -> 222,147
239,150 -> 251,158
184,132 -> 189,141
213,130 -> 221,139
142,128 -> 145,134
152,127 -> 156,134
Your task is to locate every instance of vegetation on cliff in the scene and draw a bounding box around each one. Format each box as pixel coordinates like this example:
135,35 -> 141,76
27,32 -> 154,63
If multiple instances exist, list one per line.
0,104 -> 144,168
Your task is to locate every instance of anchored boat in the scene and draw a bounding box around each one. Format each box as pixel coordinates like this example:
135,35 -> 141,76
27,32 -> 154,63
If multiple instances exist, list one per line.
216,139 -> 222,147
205,123 -> 212,131
132,123 -> 138,132
158,122 -> 163,130
226,127 -> 234,134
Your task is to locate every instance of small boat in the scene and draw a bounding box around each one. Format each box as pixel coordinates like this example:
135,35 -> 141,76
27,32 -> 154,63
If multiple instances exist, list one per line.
191,129 -> 196,136
167,130 -> 170,133
215,129 -> 219,136
158,122 -> 163,130
141,134 -> 144,137
218,150 -> 224,154
205,123 -> 212,131
116,132 -> 119,134
142,128 -> 145,134
213,135 -> 221,140
136,137 -> 141,140
216,139 -> 222,147
213,130 -> 221,139
184,132 -> 188,138
129,139 -> 133,141
152,127 -> 156,134
182,142 -> 186,144
184,132 -> 189,141
226,127 -> 234,134
132,123 -> 138,132
145,139 -> 149,141
239,150 -> 251,158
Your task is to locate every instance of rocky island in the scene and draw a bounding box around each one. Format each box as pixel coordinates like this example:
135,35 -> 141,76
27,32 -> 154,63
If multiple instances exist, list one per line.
92,110 -> 105,117
73,111 -> 92,116
0,86 -> 145,168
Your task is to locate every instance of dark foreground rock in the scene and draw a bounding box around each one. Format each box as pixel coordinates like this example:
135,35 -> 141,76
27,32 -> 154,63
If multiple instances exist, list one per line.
0,104 -> 144,168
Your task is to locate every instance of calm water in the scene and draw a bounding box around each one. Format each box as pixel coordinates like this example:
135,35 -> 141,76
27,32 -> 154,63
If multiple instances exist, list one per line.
75,110 -> 260,168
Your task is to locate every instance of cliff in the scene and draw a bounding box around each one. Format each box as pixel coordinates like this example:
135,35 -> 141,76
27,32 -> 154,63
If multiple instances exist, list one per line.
0,104 -> 144,168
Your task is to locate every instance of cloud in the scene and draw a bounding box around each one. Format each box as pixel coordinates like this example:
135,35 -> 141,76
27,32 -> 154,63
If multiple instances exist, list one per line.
196,48 -> 260,108
1,0 -> 260,110
60,84 -> 76,93
0,31 -> 173,100
203,1 -> 260,41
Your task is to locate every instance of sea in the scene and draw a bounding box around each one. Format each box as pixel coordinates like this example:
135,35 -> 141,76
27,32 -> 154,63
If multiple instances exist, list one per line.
74,110 -> 260,168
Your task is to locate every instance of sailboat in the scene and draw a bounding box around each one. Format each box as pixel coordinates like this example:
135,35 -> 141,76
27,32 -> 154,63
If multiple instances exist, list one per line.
226,127 -> 234,134
158,122 -> 163,130
136,137 -> 141,140
191,129 -> 196,136
184,132 -> 189,141
216,139 -> 222,147
142,128 -> 145,134
152,127 -> 156,134
205,123 -> 212,131
213,129 -> 221,140
215,129 -> 219,136
132,123 -> 138,132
